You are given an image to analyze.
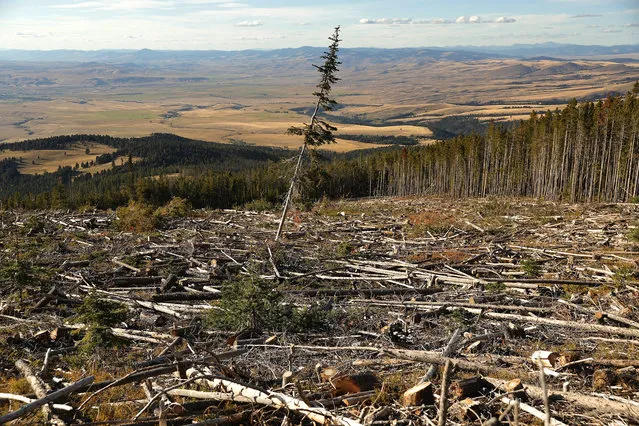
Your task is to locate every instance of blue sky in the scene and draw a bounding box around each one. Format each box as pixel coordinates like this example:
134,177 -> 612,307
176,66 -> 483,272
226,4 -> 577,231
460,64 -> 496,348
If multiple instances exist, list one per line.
0,0 -> 637,50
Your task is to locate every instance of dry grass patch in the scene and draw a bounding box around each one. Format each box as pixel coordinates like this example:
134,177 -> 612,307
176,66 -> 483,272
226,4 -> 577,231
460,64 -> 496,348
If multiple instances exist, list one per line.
0,143 -> 117,174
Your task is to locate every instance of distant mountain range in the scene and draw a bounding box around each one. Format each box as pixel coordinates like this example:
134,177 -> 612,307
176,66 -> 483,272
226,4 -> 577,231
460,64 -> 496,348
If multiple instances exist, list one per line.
0,47 -> 499,65
0,43 -> 637,64
444,42 -> 639,58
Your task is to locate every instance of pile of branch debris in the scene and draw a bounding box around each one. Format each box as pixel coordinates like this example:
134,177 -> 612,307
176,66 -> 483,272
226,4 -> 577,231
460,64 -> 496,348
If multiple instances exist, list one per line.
0,197 -> 637,425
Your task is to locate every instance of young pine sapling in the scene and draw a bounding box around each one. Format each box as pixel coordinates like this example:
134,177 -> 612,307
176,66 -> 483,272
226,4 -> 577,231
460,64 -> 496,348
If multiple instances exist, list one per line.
275,26 -> 341,240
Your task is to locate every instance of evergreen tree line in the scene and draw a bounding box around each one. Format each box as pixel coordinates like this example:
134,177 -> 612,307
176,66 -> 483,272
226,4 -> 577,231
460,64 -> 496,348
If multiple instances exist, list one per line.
349,93 -> 639,202
303,92 -> 638,203
0,133 -> 292,209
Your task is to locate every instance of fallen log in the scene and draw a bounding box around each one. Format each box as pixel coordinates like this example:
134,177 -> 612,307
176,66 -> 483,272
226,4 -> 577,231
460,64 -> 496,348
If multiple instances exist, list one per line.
112,258 -> 142,273
159,274 -> 178,293
482,277 -> 606,286
185,369 -> 363,426
498,395 -> 568,426
351,299 -> 552,314
481,311 -> 639,339
594,311 -> 639,329
0,393 -> 72,411
0,376 -> 94,424
282,287 -> 442,297
14,359 -> 55,423
32,286 -> 58,311
383,349 -> 524,376
313,391 -> 376,408
151,292 -> 221,302
109,277 -> 163,287
484,376 -> 639,419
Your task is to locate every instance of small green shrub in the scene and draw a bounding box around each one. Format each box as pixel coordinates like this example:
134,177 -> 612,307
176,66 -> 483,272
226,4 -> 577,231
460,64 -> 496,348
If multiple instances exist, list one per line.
336,241 -> 354,257
291,305 -> 333,332
75,293 -> 129,352
485,281 -> 506,293
628,227 -> 639,243
448,308 -> 472,326
76,293 -> 129,328
156,197 -> 192,218
207,275 -> 292,331
0,260 -> 48,302
521,259 -> 542,277
24,216 -> 45,234
613,266 -> 637,286
115,201 -> 158,232
207,275 -> 332,332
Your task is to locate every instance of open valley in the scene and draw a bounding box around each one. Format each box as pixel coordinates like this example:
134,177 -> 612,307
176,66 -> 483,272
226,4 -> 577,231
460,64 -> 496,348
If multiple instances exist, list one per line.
2,49 -> 637,156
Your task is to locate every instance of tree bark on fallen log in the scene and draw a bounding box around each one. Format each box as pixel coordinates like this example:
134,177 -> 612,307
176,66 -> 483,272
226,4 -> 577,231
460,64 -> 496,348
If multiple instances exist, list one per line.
481,311 -> 639,339
382,348 -> 509,376
283,287 -> 442,297
185,369 -> 363,426
14,359 -> 55,423
498,395 -> 568,426
0,393 -> 72,411
484,376 -> 639,419
0,376 -> 94,424
151,292 -> 221,302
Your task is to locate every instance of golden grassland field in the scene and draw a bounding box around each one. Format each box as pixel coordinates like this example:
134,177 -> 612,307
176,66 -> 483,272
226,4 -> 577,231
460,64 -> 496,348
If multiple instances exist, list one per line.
1,55 -> 637,172
0,143 -> 142,175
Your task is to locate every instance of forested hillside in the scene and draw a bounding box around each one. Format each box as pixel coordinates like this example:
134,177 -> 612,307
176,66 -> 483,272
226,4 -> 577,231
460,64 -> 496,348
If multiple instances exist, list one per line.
0,134 -> 292,209
322,90 -> 639,203
1,90 -> 638,210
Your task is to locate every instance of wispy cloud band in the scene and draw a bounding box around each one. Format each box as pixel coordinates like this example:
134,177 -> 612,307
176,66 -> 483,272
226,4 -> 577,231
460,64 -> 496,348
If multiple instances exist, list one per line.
234,20 -> 263,27
359,16 -> 517,25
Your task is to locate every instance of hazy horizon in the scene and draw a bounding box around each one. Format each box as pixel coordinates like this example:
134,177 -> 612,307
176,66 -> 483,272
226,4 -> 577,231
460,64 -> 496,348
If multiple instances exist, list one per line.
1,41 -> 638,54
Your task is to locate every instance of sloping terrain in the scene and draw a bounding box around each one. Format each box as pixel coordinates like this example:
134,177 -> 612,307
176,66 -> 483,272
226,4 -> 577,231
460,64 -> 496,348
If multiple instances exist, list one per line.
0,197 -> 638,424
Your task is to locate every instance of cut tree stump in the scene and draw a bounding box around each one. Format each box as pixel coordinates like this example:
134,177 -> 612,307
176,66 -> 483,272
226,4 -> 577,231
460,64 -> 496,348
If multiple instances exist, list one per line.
402,381 -> 434,406
450,376 -> 494,399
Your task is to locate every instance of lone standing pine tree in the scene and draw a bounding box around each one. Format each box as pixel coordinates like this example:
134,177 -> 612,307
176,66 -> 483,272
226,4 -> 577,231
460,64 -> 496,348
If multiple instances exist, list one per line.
275,25 -> 341,240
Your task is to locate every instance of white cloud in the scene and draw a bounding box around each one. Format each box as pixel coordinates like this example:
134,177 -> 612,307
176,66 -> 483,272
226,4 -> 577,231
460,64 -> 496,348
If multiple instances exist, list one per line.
494,16 -> 516,23
234,20 -> 263,27
570,14 -> 602,18
360,18 -> 413,24
602,28 -> 622,33
360,16 -> 504,25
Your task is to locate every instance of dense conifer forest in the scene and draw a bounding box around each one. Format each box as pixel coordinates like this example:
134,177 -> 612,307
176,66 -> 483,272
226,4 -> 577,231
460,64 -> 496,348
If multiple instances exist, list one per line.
1,89 -> 638,210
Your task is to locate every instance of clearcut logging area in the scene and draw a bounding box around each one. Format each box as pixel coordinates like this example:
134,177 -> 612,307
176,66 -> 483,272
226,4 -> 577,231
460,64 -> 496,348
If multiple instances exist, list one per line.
0,197 -> 638,425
